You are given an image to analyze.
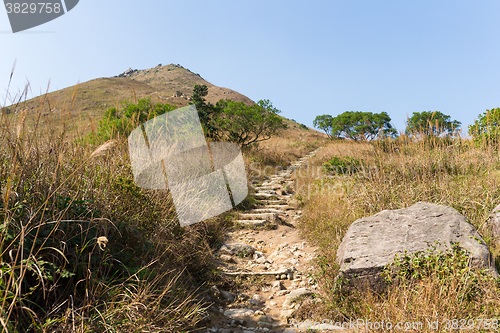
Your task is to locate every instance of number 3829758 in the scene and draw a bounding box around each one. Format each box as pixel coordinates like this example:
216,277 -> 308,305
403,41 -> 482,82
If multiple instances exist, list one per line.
5,3 -> 62,14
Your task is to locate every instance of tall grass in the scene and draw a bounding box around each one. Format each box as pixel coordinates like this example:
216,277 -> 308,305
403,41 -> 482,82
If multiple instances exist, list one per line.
0,85 -> 236,332
294,134 -> 500,330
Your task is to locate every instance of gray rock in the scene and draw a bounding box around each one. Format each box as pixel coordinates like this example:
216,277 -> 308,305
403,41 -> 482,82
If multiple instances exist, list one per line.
281,309 -> 296,322
252,294 -> 265,304
220,290 -> 234,302
219,243 -> 256,257
209,285 -> 221,299
246,299 -> 261,306
487,204 -> 500,241
282,288 -> 314,308
259,315 -> 274,323
224,308 -> 255,320
337,202 -> 498,290
271,280 -> 286,291
219,254 -> 233,262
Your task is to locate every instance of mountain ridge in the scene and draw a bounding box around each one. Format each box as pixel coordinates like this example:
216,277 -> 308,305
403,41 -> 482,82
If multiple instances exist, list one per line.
12,63 -> 254,121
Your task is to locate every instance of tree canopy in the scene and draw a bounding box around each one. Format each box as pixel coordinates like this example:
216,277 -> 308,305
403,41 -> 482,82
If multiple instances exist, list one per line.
313,111 -> 397,140
405,111 -> 461,137
191,84 -> 220,138
468,107 -> 500,145
214,99 -> 287,147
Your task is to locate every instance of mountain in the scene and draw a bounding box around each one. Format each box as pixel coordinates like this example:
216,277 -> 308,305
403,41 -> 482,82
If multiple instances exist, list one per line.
14,63 -> 254,123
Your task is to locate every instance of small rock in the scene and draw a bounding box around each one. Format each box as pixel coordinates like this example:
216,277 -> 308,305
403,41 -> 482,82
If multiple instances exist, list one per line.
280,274 -> 288,280
210,285 -> 221,299
220,243 -> 256,257
259,315 -> 274,323
276,290 -> 290,296
282,288 -> 314,308
224,308 -> 255,320
253,294 -> 265,302
220,290 -> 234,302
247,299 -> 261,306
220,254 -> 233,262
281,309 -> 296,321
253,251 -> 263,259
256,257 -> 267,264
271,280 -> 286,291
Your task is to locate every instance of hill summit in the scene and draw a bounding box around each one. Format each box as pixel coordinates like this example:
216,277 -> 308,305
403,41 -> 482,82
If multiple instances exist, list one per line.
15,63 -> 254,124
116,63 -> 254,106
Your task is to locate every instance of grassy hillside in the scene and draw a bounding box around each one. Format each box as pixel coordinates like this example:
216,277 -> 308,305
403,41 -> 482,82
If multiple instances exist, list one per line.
293,138 -> 500,330
0,65 -> 325,332
5,64 -> 255,138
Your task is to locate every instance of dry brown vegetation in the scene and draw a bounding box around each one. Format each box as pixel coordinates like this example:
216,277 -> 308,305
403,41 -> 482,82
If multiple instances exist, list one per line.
0,77 -> 320,332
4,64 -> 252,141
293,137 -> 500,331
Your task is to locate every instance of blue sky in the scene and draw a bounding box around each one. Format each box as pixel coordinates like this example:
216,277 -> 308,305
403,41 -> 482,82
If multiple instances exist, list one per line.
1,0 -> 499,134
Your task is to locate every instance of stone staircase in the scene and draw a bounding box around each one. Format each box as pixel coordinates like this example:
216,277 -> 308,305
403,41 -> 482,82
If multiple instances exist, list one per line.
202,148 -> 349,333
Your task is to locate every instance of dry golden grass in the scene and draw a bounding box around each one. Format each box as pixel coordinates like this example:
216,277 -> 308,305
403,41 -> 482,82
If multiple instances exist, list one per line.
0,74 -> 324,331
293,137 -> 500,331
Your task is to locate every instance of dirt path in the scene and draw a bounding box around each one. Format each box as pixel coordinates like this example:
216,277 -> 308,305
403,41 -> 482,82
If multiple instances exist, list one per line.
203,148 -> 351,333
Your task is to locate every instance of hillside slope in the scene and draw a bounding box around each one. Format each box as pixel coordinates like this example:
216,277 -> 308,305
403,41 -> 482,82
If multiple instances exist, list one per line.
11,63 -> 256,136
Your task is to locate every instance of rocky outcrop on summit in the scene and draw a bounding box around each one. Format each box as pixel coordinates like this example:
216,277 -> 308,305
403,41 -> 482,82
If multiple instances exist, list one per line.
337,201 -> 498,289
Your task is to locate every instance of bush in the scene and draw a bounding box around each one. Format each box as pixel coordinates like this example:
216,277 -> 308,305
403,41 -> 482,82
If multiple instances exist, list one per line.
83,97 -> 177,144
322,156 -> 363,175
468,107 -> 500,147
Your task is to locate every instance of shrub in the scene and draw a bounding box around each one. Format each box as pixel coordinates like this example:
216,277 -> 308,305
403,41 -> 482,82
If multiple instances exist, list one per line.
468,107 -> 500,147
322,156 -> 363,175
83,97 -> 177,144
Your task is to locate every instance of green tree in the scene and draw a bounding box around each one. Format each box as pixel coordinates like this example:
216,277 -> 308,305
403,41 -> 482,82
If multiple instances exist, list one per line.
313,111 -> 397,140
468,107 -> 500,145
215,99 -> 287,147
405,111 -> 461,137
191,84 -> 221,138
313,114 -> 335,138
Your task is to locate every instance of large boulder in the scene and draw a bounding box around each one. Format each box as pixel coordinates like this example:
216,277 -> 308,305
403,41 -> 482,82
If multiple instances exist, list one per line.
337,202 -> 498,290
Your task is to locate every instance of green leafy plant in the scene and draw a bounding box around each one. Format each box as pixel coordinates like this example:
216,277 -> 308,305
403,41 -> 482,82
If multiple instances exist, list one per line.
322,156 -> 363,175
468,107 -> 500,147
84,97 -> 177,144
382,242 -> 495,302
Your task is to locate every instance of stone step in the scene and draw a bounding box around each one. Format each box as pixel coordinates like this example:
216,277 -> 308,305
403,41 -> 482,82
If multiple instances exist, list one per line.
251,208 -> 287,215
269,176 -> 286,181
261,181 -> 280,187
257,199 -> 289,205
256,184 -> 282,190
239,213 -> 279,221
277,171 -> 292,176
234,219 -> 271,226
254,193 -> 277,199
265,205 -> 293,211
258,190 -> 279,196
